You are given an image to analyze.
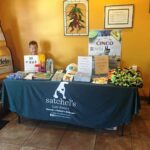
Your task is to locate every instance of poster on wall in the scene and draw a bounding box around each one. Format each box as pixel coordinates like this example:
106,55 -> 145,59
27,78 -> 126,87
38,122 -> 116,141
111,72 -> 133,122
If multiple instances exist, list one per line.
89,30 -> 121,69
64,0 -> 88,36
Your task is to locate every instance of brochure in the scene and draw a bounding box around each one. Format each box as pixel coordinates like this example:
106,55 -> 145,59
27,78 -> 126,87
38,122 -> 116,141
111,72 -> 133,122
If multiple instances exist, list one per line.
74,72 -> 91,82
33,72 -> 53,80
78,56 -> 92,75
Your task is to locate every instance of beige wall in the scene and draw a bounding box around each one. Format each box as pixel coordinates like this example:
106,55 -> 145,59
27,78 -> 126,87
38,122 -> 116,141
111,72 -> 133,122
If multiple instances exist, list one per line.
0,0 -> 150,95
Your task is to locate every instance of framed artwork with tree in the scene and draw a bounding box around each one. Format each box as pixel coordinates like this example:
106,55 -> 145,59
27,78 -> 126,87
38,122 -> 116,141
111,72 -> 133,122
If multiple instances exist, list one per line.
64,0 -> 88,36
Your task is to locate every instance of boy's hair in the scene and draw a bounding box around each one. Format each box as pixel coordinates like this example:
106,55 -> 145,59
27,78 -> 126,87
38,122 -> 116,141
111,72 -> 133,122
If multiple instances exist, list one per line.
29,40 -> 38,47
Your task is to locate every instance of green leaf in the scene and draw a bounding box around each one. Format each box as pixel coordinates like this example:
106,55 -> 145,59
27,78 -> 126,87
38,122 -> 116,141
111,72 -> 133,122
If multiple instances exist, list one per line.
89,30 -> 99,39
80,20 -> 85,23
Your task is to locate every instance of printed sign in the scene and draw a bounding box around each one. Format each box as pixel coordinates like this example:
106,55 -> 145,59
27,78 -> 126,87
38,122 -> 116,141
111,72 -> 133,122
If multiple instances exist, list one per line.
94,55 -> 109,74
89,30 -> 121,69
45,82 -> 77,119
0,56 -> 13,74
24,55 -> 39,72
78,56 -> 92,75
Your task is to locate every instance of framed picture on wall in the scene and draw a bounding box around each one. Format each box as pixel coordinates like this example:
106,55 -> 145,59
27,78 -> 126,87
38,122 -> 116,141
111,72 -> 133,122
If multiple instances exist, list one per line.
104,4 -> 134,29
64,0 -> 88,36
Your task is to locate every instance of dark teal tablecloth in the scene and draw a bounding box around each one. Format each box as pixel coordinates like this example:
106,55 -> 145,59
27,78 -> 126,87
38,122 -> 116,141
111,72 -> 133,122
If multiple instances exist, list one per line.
2,79 -> 140,128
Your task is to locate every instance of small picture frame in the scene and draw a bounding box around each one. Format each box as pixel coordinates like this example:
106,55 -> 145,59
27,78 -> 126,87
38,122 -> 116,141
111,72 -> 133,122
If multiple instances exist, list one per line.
64,0 -> 88,36
104,4 -> 134,29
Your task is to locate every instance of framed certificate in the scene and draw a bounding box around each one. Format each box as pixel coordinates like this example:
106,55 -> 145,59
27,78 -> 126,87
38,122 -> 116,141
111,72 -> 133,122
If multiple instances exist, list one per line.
104,4 -> 134,29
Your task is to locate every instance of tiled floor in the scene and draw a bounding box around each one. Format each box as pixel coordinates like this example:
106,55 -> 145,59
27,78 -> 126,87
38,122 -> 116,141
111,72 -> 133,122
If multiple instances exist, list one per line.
0,101 -> 150,150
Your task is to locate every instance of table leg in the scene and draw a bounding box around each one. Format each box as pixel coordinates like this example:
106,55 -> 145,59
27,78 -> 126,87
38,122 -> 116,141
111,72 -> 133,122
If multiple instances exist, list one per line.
17,115 -> 21,124
121,124 -> 125,136
147,88 -> 150,104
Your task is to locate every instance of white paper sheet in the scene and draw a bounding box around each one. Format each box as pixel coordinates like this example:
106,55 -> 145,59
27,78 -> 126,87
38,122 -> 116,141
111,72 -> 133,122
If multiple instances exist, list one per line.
24,55 -> 39,72
78,56 -> 92,75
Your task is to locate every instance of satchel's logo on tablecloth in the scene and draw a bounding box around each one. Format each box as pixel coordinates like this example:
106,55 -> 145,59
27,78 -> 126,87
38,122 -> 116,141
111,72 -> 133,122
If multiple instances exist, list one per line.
45,82 -> 77,119
53,82 -> 69,99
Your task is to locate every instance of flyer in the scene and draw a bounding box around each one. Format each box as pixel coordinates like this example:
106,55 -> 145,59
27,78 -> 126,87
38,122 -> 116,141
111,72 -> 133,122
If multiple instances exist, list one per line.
24,55 -> 39,72
74,56 -> 92,82
94,55 -> 109,75
78,56 -> 92,75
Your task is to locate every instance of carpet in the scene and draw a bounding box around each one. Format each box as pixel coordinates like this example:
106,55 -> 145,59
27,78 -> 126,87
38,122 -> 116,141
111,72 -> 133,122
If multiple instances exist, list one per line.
0,120 -> 9,129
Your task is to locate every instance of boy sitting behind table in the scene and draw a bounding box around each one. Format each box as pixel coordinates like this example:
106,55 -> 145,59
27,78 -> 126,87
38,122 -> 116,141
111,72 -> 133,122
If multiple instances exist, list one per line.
29,40 -> 45,71
29,40 -> 38,55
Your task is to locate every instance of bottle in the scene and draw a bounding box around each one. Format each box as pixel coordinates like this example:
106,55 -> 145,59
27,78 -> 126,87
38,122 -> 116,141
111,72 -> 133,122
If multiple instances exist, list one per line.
38,54 -> 46,72
46,59 -> 54,74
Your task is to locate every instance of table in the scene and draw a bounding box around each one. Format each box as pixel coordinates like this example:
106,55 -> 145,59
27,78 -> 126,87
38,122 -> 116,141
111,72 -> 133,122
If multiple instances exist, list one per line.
2,79 -> 140,130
